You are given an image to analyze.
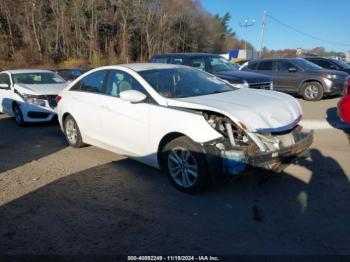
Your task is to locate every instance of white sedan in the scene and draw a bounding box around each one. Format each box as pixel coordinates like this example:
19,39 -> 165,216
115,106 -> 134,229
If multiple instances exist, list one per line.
56,64 -> 313,193
0,69 -> 68,126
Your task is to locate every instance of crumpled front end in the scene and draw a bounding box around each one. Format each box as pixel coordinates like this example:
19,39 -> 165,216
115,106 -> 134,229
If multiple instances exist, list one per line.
202,111 -> 313,175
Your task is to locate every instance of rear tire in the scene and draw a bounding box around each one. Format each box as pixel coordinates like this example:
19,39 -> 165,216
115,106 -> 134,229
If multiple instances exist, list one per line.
64,115 -> 84,148
13,103 -> 25,127
162,136 -> 210,193
301,82 -> 324,101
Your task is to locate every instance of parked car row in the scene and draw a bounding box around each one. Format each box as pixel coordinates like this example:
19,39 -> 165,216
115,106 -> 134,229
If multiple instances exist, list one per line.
240,58 -> 348,101
0,54 -> 348,193
150,53 -> 273,90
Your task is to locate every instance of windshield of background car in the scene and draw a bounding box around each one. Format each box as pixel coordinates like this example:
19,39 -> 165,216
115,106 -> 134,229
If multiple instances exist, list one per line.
293,59 -> 323,71
332,59 -> 350,69
139,68 -> 236,98
208,56 -> 238,72
12,72 -> 66,84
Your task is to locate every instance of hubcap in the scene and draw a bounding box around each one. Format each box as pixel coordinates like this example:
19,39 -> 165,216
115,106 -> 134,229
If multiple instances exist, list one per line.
168,147 -> 198,188
305,85 -> 319,99
65,119 -> 78,145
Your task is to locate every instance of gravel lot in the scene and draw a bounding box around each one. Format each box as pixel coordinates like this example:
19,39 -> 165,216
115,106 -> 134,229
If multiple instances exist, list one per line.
0,97 -> 349,257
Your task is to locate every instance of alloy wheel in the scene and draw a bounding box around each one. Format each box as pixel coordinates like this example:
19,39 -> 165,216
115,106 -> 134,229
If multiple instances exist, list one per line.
304,84 -> 319,99
65,119 -> 78,145
167,147 -> 198,188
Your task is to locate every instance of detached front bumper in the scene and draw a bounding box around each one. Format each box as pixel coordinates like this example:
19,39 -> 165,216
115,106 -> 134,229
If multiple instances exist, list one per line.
205,130 -> 313,176
247,131 -> 313,172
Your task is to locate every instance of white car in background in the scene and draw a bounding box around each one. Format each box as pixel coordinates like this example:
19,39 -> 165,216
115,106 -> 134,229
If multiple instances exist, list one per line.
56,64 -> 313,193
0,69 -> 68,126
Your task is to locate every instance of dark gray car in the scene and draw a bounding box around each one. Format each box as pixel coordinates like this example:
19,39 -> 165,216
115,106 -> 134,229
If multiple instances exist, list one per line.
150,53 -> 273,90
241,58 -> 348,101
304,57 -> 350,74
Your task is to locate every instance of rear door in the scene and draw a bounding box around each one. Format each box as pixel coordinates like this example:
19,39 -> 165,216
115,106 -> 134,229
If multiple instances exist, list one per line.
68,70 -> 108,141
274,61 -> 302,92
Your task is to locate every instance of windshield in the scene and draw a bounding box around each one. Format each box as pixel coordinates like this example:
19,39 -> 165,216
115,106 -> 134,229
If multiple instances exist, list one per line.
332,59 -> 350,69
139,68 -> 235,98
208,56 -> 238,72
293,59 -> 323,71
13,72 -> 66,84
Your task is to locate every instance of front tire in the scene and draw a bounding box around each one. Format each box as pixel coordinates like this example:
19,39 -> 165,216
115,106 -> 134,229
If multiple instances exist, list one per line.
162,136 -> 210,193
13,103 -> 25,127
64,115 -> 84,148
301,82 -> 324,101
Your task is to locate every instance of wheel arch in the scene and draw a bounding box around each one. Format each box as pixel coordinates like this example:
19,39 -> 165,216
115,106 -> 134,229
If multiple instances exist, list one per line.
157,132 -> 187,170
298,79 -> 324,94
61,112 -> 72,127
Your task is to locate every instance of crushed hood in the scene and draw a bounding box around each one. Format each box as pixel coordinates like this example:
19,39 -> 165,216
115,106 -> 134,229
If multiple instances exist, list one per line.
14,83 -> 68,95
167,89 -> 302,132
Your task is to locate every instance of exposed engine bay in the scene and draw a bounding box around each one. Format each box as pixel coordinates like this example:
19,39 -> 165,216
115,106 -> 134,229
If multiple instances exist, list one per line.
202,111 -> 313,175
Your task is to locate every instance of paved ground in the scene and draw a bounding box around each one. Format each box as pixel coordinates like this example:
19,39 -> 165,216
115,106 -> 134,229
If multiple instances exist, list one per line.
0,97 -> 349,257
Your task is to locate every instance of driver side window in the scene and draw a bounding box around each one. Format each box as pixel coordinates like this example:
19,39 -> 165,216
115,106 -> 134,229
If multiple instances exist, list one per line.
105,70 -> 147,97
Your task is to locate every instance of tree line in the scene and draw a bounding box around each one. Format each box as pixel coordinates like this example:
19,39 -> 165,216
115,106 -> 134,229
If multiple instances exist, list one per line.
0,0 -> 253,68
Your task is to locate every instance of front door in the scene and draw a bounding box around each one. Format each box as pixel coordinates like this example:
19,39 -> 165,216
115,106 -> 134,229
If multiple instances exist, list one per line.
99,70 -> 150,157
274,61 -> 302,92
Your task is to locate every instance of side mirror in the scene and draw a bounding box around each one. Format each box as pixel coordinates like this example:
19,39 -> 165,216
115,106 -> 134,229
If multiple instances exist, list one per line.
120,90 -> 147,103
0,83 -> 9,89
288,67 -> 297,73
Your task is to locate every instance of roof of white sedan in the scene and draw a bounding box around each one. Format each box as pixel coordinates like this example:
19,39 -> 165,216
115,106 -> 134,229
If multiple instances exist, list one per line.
121,63 -> 184,72
3,69 -> 54,74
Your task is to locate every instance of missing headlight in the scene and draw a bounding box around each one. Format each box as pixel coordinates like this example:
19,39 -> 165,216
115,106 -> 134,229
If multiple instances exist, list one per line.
203,111 -> 250,147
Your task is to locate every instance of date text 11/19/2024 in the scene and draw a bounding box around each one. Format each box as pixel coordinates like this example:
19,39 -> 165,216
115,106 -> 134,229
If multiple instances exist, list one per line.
127,255 -> 220,261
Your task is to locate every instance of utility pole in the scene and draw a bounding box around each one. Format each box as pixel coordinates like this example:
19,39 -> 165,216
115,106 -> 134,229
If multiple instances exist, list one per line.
239,19 -> 255,59
259,11 -> 267,58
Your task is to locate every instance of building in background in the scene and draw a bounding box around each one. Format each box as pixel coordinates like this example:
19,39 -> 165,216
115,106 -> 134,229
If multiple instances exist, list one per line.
221,49 -> 258,62
346,51 -> 350,62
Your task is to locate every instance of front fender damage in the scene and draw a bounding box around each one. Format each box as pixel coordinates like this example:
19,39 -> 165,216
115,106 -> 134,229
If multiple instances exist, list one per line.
201,111 -> 313,176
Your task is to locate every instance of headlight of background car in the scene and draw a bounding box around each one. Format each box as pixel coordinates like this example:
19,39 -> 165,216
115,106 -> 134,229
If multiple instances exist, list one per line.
230,80 -> 249,89
321,73 -> 338,79
22,94 -> 46,107
270,82 -> 274,90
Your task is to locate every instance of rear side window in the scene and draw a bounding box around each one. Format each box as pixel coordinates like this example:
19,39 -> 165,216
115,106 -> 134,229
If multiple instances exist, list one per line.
70,70 -> 107,93
277,61 -> 297,72
170,57 -> 184,65
257,61 -> 273,71
151,57 -> 168,63
247,62 -> 258,70
191,57 -> 206,71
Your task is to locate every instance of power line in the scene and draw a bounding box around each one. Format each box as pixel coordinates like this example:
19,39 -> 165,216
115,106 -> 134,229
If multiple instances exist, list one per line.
266,14 -> 350,47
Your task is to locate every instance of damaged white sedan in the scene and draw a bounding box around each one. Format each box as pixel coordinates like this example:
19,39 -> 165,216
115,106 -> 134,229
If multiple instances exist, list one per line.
0,69 -> 68,126
56,64 -> 313,193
